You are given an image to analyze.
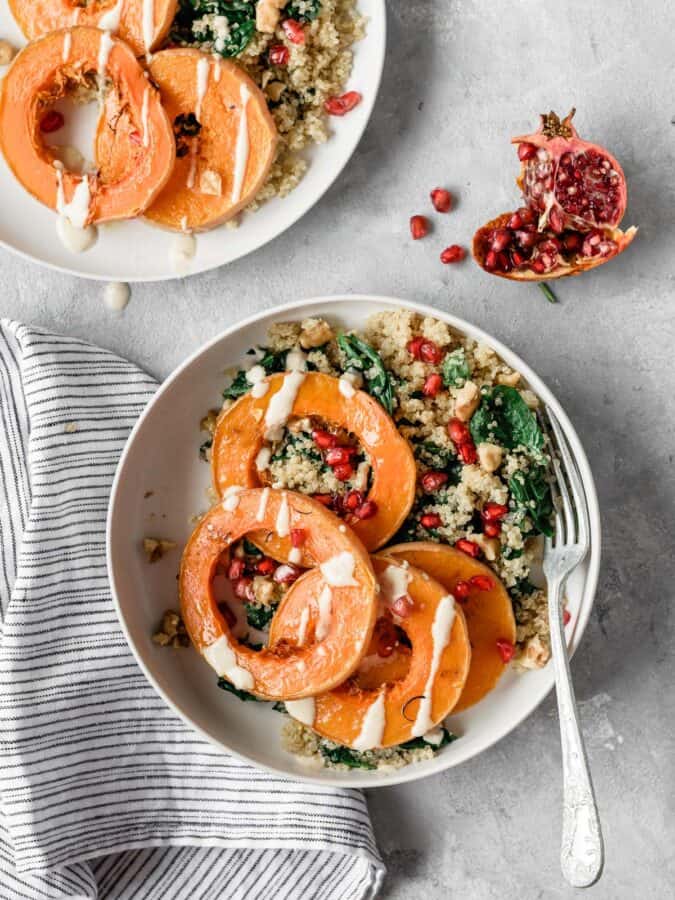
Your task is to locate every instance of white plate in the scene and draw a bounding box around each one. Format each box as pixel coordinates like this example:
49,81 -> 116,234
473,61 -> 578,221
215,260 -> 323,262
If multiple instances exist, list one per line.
0,1 -> 385,281
107,295 -> 601,787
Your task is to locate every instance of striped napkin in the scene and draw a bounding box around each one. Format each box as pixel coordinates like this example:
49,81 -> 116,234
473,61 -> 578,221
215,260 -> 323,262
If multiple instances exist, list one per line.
0,320 -> 384,900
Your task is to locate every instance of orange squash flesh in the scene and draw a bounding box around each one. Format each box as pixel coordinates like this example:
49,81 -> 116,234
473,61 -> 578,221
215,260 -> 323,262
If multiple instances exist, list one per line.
9,0 -> 178,57
0,27 -> 175,226
269,556 -> 471,749
211,372 -> 417,563
96,49 -> 278,231
384,542 -> 516,712
179,488 -> 377,701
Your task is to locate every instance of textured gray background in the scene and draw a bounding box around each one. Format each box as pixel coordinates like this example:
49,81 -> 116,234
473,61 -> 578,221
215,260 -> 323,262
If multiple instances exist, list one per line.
3,1 -> 674,897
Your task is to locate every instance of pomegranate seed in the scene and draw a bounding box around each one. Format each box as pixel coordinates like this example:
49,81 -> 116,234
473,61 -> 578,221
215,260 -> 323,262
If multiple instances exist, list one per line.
410,215 -> 429,240
455,538 -> 481,558
563,231 -> 583,252
497,251 -> 511,272
40,110 -> 64,133
518,207 -> 536,225
390,595 -> 414,618
407,336 -> 425,359
290,528 -> 305,548
273,565 -> 300,584
511,249 -> 527,267
484,249 -> 498,270
430,188 -> 452,212
517,142 -> 537,161
269,43 -> 290,65
448,417 -> 471,445
313,492 -> 334,507
354,500 -> 378,520
343,490 -> 363,511
453,580 -> 471,602
458,442 -> 477,465
324,90 -> 361,116
421,471 -> 448,493
469,575 -> 494,592
282,19 -> 305,44
420,512 -> 442,529
507,212 -> 523,230
312,429 -> 337,449
325,446 -> 354,466
490,228 -> 512,252
549,207 -> 564,234
531,259 -> 546,274
422,372 -> 443,397
333,462 -> 353,481
256,557 -> 276,576
563,609 -> 571,626
440,245 -> 466,264
515,229 -> 538,249
483,502 -> 508,521
220,602 -> 237,628
233,577 -> 254,600
227,558 -> 245,580
419,340 -> 442,364
483,521 -> 501,538
496,639 -> 515,663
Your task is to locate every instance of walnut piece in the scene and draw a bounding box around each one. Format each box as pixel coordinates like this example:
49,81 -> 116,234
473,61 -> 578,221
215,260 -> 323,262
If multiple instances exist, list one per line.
299,317 -> 335,349
152,609 -> 190,648
496,370 -> 520,387
477,442 -> 503,473
143,537 -> 177,563
471,533 -> 500,561
454,381 -> 480,422
255,0 -> 286,33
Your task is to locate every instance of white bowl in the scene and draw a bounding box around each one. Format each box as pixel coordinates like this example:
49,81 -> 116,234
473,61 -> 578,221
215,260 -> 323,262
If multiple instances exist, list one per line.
107,295 -> 601,787
0,2 -> 385,281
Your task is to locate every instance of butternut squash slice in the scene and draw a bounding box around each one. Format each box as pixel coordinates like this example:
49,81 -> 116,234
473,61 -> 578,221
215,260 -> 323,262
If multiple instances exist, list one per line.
0,27 -> 175,226
179,488 -> 377,700
96,49 -> 278,231
384,542 -> 516,711
269,556 -> 471,749
211,372 -> 417,564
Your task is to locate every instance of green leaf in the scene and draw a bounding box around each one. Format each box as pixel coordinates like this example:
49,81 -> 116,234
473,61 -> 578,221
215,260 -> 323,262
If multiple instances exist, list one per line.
337,333 -> 395,414
217,678 -> 261,702
470,386 -> 544,453
398,726 -> 457,751
222,348 -> 288,400
510,577 -> 537,597
319,744 -> 377,770
283,0 -> 321,22
412,441 -> 462,483
243,539 -> 263,557
272,701 -> 287,714
441,348 -> 470,388
245,602 -> 277,630
509,467 -> 554,537
171,0 -> 256,57
538,283 -> 558,304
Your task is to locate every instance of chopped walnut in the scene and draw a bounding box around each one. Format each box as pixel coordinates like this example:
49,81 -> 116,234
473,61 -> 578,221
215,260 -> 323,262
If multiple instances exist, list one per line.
454,381 -> 480,422
471,533 -> 500,561
255,0 -> 286,33
152,609 -> 190,648
265,81 -> 286,103
0,40 -> 17,66
200,169 -> 222,196
520,389 -> 540,410
516,634 -> 550,669
496,370 -> 520,387
143,537 -> 177,563
300,317 -> 335,349
477,442 -> 503,473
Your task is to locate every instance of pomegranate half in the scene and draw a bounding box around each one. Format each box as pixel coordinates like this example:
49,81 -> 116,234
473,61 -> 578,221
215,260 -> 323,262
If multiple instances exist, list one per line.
473,109 -> 637,281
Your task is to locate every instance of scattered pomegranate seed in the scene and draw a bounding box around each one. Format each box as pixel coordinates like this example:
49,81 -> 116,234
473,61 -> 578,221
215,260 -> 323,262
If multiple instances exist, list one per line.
325,446 -> 355,466
496,639 -> 515,663
273,564 -> 301,584
458,442 -> 477,465
483,502 -> 508,521
313,493 -> 334,507
454,580 -> 471,602
281,18 -> 305,44
312,429 -> 337,449
324,90 -> 361,116
483,521 -> 501,538
448,418 -> 471,445
354,500 -> 378,520
419,339 -> 442,364
507,212 -> 523,230
290,528 -> 306,548
227,558 -> 245,580
517,142 -> 537,161
343,490 -> 363,511
220,602 -> 237,628
484,249 -> 498,270
470,575 -> 494,592
490,229 -> 512,253
333,462 -> 354,481
422,372 -> 443,397
420,512 -> 442,529
410,215 -> 429,240
563,609 -> 571,626
455,538 -> 481,558
233,577 -> 254,600
40,110 -> 64,133
421,471 -> 448,493
256,557 -> 276,576
430,188 -> 452,212
440,245 -> 466,264
269,43 -> 290,65
407,336 -> 425,359
390,595 -> 414,618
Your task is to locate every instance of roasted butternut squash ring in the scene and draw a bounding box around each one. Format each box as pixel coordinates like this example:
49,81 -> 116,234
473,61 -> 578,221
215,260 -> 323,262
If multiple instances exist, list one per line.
269,556 -> 471,749
9,0 -> 177,57
97,49 -> 278,231
211,372 -> 417,562
0,27 -> 175,226
384,542 -> 516,712
179,488 -> 377,700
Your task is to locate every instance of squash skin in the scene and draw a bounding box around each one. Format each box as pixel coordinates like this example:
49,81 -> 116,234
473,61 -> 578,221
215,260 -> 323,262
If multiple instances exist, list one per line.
211,372 -> 417,562
269,556 -> 471,749
384,542 -> 516,711
179,488 -> 377,700
0,27 -> 175,225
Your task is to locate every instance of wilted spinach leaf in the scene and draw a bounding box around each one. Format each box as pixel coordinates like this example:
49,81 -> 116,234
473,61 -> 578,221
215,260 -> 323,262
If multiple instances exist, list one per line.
398,726 -> 457,752
337,333 -> 395,414
470,386 -> 544,453
284,0 -> 321,21
223,348 -> 288,400
441,348 -> 470,388
217,678 -> 260,702
171,0 -> 256,57
509,467 -> 553,537
245,602 -> 277,630
320,744 -> 377,770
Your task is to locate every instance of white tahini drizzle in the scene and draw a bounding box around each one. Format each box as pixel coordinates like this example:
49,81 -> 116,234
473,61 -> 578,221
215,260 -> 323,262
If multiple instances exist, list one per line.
264,371 -> 305,441
97,29 -> 114,74
62,32 -> 72,62
231,84 -> 251,202
422,727 -> 445,746
246,364 -> 268,398
380,563 -> 412,603
352,690 -> 386,751
285,697 -> 315,727
255,446 -> 272,472
288,546 -> 302,565
103,282 -> 130,311
256,485 -> 270,520
142,0 -> 155,58
297,606 -> 310,646
320,551 -> 357,587
170,230 -> 196,273
55,164 -> 92,231
203,635 -> 253,691
98,0 -> 123,31
141,85 -> 150,147
411,595 -> 456,737
275,491 -> 290,536
213,57 -> 222,82
222,485 -> 244,511
285,348 -> 307,372
314,585 -> 332,641
187,56 -> 209,189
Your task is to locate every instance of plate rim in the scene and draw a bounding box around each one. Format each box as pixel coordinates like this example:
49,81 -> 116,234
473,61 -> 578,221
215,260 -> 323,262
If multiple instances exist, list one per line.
107,293 -> 602,787
0,1 -> 386,282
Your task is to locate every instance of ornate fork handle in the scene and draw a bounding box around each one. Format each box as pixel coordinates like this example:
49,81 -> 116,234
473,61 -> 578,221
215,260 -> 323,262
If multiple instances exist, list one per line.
548,573 -> 604,888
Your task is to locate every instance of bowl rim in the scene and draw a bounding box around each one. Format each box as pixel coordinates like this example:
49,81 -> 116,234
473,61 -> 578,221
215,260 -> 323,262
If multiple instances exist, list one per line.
107,294 -> 601,787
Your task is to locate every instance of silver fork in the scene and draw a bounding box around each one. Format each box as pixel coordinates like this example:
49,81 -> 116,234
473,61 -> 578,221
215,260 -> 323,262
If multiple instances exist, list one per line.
541,408 -> 604,888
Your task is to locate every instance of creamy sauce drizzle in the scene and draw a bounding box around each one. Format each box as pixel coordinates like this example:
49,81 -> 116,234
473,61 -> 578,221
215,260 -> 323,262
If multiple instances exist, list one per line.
320,551 -> 357,587
264,371 -> 305,441
55,164 -> 91,230
222,485 -> 243,511
212,57 -> 222,82
187,56 -> 210,189
62,32 -> 72,62
98,0 -> 123,31
275,491 -> 290,536
56,216 -> 97,253
203,635 -> 253,691
97,29 -> 114,74
352,690 -> 386,751
246,364 -> 269,398
285,348 -> 307,372
315,585 -> 332,641
103,281 -> 130,311
411,595 -> 456,737
380,564 -> 412,604
256,485 -> 270,520
142,0 -> 155,58
297,606 -> 310,646
141,85 -> 150,146
285,697 -> 315,727
255,446 -> 272,472
288,547 -> 302,565
231,84 -> 251,202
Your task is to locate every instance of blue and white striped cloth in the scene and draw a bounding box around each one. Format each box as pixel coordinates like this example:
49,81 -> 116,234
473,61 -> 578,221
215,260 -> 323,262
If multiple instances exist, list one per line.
0,320 -> 384,900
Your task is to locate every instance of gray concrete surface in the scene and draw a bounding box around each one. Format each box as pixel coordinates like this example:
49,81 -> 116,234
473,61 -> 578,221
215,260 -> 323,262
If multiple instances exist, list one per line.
2,1 -> 674,897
